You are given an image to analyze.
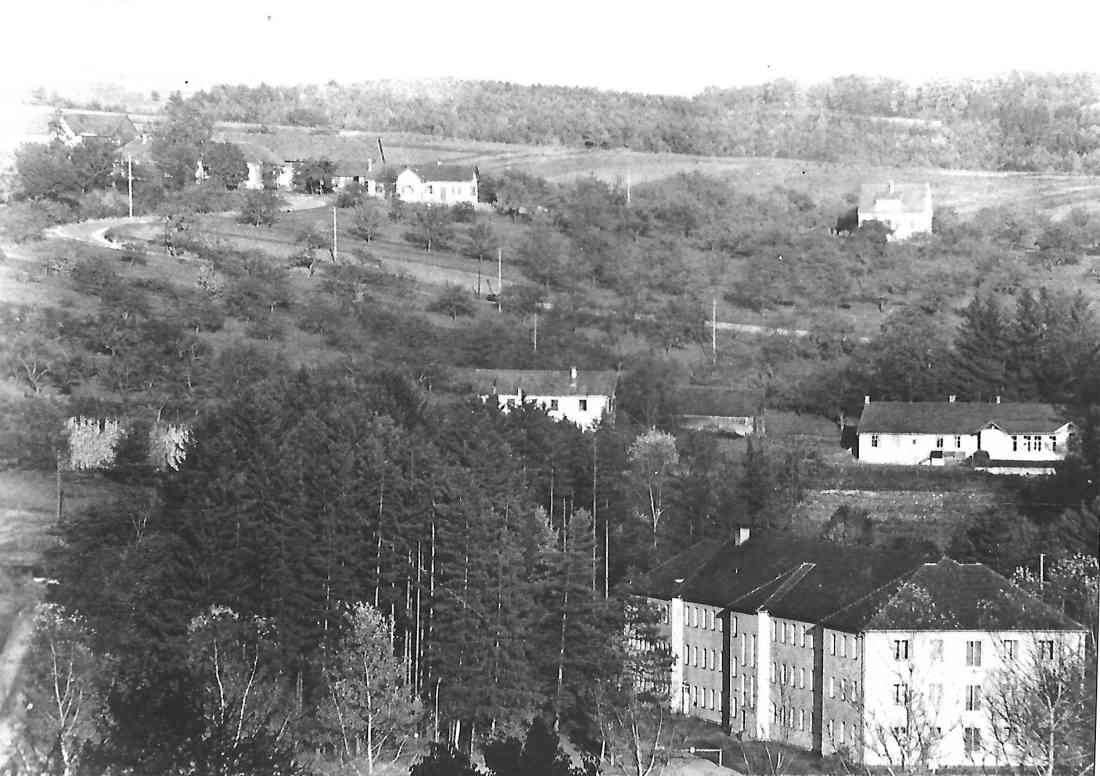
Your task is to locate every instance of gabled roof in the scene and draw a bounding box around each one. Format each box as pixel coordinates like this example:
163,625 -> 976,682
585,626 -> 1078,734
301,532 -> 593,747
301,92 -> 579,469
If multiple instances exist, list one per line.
678,386 -> 759,418
858,182 -> 931,214
821,558 -> 1083,632
465,368 -> 618,398
402,163 -> 479,183
633,539 -> 727,599
635,536 -> 1081,634
59,111 -> 138,143
635,533 -> 936,616
215,129 -> 376,166
857,401 -> 1069,435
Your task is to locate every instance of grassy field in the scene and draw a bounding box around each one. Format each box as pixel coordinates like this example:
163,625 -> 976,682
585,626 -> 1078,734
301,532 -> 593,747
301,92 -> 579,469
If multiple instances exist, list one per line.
214,125 -> 1100,217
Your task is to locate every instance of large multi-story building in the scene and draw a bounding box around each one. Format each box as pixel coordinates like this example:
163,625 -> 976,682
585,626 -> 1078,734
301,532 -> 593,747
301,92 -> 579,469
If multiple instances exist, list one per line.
637,533 -> 1086,768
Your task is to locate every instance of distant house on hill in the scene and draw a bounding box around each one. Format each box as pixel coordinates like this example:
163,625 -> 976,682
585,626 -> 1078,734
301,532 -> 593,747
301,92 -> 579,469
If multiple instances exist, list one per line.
54,110 -> 138,147
856,397 -> 1073,474
396,163 -> 479,205
231,141 -> 282,190
331,159 -> 384,195
677,386 -> 764,436
467,366 -> 617,429
634,532 -> 1086,767
857,181 -> 933,240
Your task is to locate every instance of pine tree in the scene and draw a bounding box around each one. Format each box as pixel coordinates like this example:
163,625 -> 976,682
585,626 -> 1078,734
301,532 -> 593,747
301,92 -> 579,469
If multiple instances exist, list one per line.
952,293 -> 1009,400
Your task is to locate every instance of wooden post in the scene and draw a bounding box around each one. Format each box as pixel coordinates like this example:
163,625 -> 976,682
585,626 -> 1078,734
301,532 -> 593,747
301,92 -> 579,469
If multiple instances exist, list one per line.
497,248 -> 503,313
55,450 -> 63,523
127,155 -> 133,218
533,313 -> 538,352
712,298 -> 718,365
332,207 -> 338,263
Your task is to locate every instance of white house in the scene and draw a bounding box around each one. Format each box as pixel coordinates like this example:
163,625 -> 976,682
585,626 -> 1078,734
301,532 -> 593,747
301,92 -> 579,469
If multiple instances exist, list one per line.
636,535 -> 1086,769
469,367 -> 617,429
857,182 -> 933,240
856,398 -> 1072,474
395,163 -> 479,205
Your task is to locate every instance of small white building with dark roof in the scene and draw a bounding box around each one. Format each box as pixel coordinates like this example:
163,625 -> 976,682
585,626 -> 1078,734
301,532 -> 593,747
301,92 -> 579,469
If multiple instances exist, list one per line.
396,163 -> 479,205
856,398 -> 1073,473
468,366 -> 616,429
857,182 -> 933,240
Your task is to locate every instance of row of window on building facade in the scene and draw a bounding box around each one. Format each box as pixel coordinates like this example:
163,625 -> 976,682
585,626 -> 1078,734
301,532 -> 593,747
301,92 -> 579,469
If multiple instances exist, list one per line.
892,637 -> 1053,664
869,434 -> 1058,451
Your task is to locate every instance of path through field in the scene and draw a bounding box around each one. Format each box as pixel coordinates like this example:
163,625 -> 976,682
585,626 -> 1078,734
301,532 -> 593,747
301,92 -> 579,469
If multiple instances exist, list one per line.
0,606 -> 35,768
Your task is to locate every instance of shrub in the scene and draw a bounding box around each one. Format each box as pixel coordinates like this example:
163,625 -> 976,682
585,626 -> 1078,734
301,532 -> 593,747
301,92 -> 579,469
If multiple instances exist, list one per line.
237,190 -> 282,227
77,189 -> 129,220
0,200 -> 76,242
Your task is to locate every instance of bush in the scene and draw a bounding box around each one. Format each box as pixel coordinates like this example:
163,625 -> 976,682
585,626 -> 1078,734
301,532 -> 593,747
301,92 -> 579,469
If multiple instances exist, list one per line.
237,190 -> 282,227
0,396 -> 67,470
0,200 -> 76,242
77,189 -> 129,220
335,182 -> 364,208
71,256 -> 121,294
450,201 -> 476,223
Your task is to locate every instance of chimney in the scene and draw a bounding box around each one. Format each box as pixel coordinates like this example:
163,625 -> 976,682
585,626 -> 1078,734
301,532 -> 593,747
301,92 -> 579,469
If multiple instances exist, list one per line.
734,526 -> 751,546
570,366 -> 578,381
948,394 -> 956,403
995,395 -> 1001,405
888,180 -> 895,195
864,395 -> 871,406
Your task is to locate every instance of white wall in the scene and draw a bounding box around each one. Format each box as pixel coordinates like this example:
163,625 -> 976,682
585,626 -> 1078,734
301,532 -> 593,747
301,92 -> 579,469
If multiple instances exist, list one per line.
859,432 -> 978,465
493,393 -> 611,430
979,425 -> 1070,461
861,630 -> 1085,768
243,162 -> 264,190
859,424 -> 1070,467
395,169 -> 477,205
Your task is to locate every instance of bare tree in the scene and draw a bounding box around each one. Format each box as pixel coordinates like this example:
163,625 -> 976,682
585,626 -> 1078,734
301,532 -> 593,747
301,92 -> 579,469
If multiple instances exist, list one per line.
17,604 -> 111,776
185,605 -> 301,755
985,637 -> 1092,776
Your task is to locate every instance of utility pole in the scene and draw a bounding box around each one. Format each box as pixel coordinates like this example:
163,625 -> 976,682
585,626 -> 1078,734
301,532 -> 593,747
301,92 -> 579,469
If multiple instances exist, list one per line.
497,248 -> 502,313
127,155 -> 134,218
332,206 -> 338,263
626,171 -> 631,206
711,298 -> 718,365
1039,553 -> 1045,590
532,313 -> 538,352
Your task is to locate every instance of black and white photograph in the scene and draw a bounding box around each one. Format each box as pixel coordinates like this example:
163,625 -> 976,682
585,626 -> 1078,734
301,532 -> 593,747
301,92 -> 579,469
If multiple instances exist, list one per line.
0,2 -> 1097,774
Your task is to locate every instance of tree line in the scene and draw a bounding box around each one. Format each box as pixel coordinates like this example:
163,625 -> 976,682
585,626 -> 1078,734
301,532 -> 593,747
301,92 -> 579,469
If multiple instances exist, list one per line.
150,73 -> 1100,172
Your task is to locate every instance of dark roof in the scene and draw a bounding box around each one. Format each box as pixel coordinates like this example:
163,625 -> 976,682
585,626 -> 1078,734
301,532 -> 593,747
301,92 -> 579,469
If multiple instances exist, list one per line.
215,129 -> 377,166
858,182 -> 931,214
404,163 -> 479,182
465,368 -> 618,398
635,536 -> 1082,634
60,111 -> 138,143
636,534 -> 936,617
858,401 -> 1069,434
678,386 -> 759,418
633,539 -> 727,599
821,558 -> 1083,632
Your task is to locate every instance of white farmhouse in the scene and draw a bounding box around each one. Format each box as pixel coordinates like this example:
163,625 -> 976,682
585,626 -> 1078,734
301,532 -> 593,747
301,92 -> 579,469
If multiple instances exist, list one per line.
856,398 -> 1072,474
395,163 -> 479,205
857,182 -> 933,240
636,534 -> 1086,769
469,367 -> 617,429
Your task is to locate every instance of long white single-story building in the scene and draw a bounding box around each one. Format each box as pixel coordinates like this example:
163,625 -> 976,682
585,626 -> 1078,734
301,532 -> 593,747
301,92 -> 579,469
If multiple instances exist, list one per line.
856,398 -> 1072,474
467,366 -> 617,429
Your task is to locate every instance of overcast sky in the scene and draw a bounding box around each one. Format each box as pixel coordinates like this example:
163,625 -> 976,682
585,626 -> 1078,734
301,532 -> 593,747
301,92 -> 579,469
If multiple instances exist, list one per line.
3,0 -> 1100,99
